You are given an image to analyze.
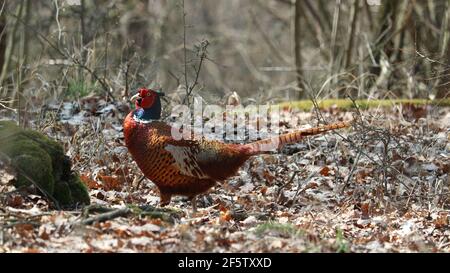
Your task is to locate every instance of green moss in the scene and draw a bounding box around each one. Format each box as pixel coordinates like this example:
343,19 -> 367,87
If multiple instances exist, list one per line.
224,98 -> 450,116
53,181 -> 73,206
335,228 -> 349,253
277,98 -> 450,111
0,120 -> 90,207
11,149 -> 54,194
21,130 -> 70,180
254,221 -> 303,238
68,174 -> 91,205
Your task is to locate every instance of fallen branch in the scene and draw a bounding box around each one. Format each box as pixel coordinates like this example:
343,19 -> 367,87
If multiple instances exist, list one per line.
80,207 -> 131,225
79,204 -> 117,219
77,204 -> 183,225
136,205 -> 184,223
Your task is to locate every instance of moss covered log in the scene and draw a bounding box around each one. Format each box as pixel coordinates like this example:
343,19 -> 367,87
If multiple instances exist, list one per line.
277,98 -> 450,111
0,120 -> 90,207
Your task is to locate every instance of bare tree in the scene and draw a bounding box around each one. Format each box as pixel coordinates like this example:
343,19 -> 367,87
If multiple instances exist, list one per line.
294,0 -> 304,99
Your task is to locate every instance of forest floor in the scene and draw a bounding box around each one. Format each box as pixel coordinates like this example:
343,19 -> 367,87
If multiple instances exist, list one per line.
0,98 -> 449,253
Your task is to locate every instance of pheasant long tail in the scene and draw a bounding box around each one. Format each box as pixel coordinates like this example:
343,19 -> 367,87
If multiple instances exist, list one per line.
244,121 -> 351,155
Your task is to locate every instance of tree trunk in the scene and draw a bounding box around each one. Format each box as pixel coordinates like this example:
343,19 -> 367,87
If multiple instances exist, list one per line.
371,0 -> 399,76
294,0 -> 304,99
0,0 -> 6,81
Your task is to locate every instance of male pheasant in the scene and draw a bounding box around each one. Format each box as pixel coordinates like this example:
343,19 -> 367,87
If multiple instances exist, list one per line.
123,88 -> 350,211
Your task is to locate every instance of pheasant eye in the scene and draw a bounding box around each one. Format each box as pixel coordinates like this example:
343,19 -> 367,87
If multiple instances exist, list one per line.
139,88 -> 149,97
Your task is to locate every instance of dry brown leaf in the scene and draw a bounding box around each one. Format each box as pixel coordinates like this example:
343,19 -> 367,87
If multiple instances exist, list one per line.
260,186 -> 268,195
15,224 -> 35,237
23,248 -> 41,253
7,194 -> 23,207
98,175 -> 123,191
220,210 -> 232,222
403,103 -> 427,120
356,169 -> 370,183
361,202 -> 370,219
262,170 -> 275,183
305,182 -> 319,190
434,212 -> 448,229
320,166 -> 330,176
38,227 -> 50,240
80,174 -> 101,189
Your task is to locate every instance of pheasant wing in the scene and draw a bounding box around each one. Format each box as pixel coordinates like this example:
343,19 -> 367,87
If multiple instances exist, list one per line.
163,139 -> 212,179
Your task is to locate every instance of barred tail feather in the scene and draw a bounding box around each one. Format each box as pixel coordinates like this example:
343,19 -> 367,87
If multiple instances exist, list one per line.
244,121 -> 351,155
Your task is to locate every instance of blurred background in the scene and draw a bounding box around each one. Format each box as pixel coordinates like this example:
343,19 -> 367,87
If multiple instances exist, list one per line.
0,0 -> 449,115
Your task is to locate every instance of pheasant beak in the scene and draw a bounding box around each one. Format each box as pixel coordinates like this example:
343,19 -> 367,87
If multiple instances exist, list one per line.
130,93 -> 141,102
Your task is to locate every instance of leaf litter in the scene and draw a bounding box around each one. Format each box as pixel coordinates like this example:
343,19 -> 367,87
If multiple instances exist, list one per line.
0,100 -> 449,252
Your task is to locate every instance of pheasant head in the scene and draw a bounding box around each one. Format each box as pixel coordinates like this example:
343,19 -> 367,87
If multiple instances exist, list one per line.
131,87 -> 165,121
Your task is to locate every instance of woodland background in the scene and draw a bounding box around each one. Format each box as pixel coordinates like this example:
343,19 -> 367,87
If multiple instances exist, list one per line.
0,0 -> 449,111
0,0 -> 449,253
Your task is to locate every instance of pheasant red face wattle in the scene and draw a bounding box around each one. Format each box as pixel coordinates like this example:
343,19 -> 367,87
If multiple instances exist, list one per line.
133,88 -> 157,109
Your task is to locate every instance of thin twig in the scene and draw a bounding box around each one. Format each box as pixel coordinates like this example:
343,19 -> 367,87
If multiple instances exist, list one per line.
341,148 -> 362,194
291,170 -> 320,207
277,170 -> 300,203
0,101 -> 16,112
182,40 -> 209,105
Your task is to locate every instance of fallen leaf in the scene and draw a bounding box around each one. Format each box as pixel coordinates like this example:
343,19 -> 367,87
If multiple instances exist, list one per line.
23,248 -> 41,253
260,186 -> 268,195
434,212 -> 448,229
220,210 -> 232,222
361,202 -> 370,219
320,166 -> 330,176
80,174 -> 100,189
15,224 -> 35,237
7,194 -> 23,207
38,225 -> 51,240
98,175 -> 123,191
262,170 -> 275,183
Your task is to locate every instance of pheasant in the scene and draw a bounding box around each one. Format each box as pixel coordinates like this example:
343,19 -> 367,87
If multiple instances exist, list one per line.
123,88 -> 350,211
